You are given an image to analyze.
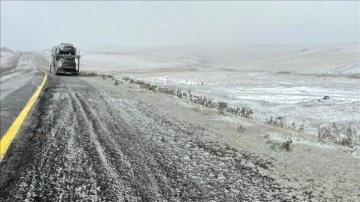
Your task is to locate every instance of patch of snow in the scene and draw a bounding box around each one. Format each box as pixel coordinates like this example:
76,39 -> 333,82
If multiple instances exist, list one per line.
0,51 -> 15,68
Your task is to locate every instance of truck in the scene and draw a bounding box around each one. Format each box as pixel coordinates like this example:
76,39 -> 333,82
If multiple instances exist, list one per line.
50,43 -> 80,75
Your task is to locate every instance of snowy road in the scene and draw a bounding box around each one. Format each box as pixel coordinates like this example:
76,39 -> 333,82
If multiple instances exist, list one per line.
0,54 -> 44,136
0,69 -> 300,201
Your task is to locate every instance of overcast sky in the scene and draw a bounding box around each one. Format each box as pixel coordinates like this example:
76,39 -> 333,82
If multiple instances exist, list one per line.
1,1 -> 359,51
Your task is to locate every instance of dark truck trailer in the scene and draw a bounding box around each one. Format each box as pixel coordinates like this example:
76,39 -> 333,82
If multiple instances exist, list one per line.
51,43 -> 80,75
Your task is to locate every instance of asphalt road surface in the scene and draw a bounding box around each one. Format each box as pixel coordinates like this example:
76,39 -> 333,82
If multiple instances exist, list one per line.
0,54 -> 302,201
0,54 -> 44,137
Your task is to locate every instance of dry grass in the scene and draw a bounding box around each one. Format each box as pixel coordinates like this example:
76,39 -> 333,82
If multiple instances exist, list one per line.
79,71 -> 99,76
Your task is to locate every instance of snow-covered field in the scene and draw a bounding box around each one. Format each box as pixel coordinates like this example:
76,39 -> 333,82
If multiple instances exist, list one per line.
43,43 -> 360,134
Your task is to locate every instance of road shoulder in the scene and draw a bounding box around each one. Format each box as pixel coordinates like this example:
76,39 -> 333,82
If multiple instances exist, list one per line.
81,75 -> 360,201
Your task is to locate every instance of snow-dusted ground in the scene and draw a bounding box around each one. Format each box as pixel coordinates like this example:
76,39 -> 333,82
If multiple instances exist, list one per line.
70,43 -> 359,135
0,48 -> 16,69
31,45 -> 360,200
80,51 -> 200,73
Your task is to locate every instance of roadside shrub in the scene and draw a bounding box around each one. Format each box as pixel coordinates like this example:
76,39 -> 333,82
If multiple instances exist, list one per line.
282,140 -> 293,152
266,116 -> 287,128
317,123 -> 359,148
298,122 -> 305,132
218,101 -> 228,113
237,125 -> 245,132
267,139 -> 293,152
176,89 -> 183,98
270,119 -> 306,133
80,71 -> 98,76
240,107 -> 253,118
121,76 -> 254,118
148,85 -> 157,91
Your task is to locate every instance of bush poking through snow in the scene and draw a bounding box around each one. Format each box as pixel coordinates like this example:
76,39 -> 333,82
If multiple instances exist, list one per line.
101,74 -> 114,79
123,77 -> 159,92
298,122 -> 305,132
237,125 -> 245,133
218,101 -> 227,114
317,123 -> 359,148
266,116 -> 287,127
268,118 -> 306,133
122,76 -> 253,118
267,139 -> 293,152
240,107 -> 253,118
282,140 -> 293,152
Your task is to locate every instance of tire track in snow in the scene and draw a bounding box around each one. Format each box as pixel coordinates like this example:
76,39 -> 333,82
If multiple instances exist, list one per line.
70,92 -> 134,201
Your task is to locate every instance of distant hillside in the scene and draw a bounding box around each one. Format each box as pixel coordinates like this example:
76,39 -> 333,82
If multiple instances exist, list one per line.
0,47 -> 13,53
295,42 -> 360,55
263,42 -> 360,76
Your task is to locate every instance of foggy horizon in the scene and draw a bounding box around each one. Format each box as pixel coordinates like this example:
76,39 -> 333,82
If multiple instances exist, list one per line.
1,1 -> 359,51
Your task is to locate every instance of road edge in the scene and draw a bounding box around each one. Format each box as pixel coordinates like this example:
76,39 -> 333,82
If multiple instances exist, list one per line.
0,70 -> 48,160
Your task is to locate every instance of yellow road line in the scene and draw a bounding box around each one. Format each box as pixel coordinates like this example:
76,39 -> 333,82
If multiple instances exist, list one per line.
0,71 -> 48,160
